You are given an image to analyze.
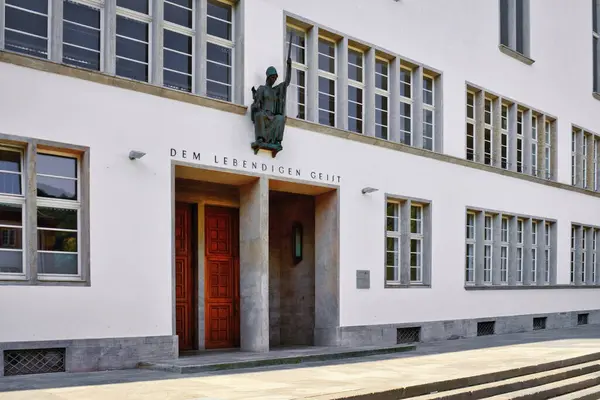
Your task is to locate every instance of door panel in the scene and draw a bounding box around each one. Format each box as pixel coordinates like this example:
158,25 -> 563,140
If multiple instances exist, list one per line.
205,206 -> 239,349
175,203 -> 195,351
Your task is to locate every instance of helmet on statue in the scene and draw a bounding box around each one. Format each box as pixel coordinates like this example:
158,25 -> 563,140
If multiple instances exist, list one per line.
266,66 -> 278,78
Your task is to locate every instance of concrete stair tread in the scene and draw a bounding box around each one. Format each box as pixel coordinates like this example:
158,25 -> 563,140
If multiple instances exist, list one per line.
551,384 -> 600,399
485,371 -> 600,399
411,361 -> 600,399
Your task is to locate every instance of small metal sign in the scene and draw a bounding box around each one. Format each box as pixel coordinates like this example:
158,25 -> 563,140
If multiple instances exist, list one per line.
356,270 -> 370,289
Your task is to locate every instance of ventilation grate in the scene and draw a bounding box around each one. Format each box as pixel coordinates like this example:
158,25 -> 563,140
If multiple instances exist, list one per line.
477,321 -> 495,336
578,313 -> 589,326
533,317 -> 547,331
397,327 -> 421,344
3,348 -> 66,376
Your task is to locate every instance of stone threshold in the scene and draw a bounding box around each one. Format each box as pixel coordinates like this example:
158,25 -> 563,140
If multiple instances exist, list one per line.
137,344 -> 415,373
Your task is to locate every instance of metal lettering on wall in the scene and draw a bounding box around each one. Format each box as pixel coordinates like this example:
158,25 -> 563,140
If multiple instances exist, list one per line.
356,270 -> 370,289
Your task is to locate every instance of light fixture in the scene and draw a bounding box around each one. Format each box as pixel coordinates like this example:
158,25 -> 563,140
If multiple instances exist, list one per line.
361,187 -> 379,194
128,150 -> 146,160
292,222 -> 303,265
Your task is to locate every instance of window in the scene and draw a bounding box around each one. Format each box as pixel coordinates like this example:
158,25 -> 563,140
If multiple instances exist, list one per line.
484,98 -> 493,165
582,228 -> 587,282
544,221 -> 551,283
531,116 -> 538,176
318,38 -> 336,127
500,217 -> 509,283
0,139 -> 88,285
544,121 -> 552,179
63,1 -> 102,71
594,0 -> 600,92
375,58 -> 389,140
422,75 -> 435,151
584,134 -> 589,189
466,92 -> 476,161
568,223 -> 600,286
531,221 -> 537,282
594,230 -> 598,283
516,110 -> 523,173
571,126 -> 600,191
163,29 -> 193,93
386,198 -> 431,286
501,104 -> 509,169
348,49 -> 364,134
465,213 -> 476,283
206,0 -> 234,102
499,0 -> 530,59
572,129 -> 578,186
483,215 -> 493,283
287,26 -> 307,120
516,219 -> 523,283
399,68 -> 413,145
116,3 -> 151,83
4,0 -> 49,59
595,138 -> 599,191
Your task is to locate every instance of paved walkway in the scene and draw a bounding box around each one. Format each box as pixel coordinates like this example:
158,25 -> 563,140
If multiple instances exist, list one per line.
1,326 -> 600,400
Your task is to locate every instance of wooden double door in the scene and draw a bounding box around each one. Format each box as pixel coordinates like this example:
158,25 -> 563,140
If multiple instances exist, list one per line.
175,203 -> 240,351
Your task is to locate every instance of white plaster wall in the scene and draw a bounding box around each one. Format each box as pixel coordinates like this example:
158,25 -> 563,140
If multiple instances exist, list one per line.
0,0 -> 599,341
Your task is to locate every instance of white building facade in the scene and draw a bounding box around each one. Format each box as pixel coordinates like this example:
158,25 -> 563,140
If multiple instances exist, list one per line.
0,0 -> 600,375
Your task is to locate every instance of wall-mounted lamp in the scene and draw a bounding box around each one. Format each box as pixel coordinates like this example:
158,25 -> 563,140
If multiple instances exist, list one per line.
292,222 -> 303,265
361,187 -> 379,194
128,150 -> 146,160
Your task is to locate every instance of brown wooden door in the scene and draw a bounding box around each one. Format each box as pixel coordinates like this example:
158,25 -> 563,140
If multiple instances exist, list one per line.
205,206 -> 240,349
175,203 -> 196,351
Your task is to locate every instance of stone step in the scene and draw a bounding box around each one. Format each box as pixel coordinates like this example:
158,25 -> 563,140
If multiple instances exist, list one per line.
485,371 -> 600,400
410,361 -> 600,400
552,384 -> 600,400
137,344 -> 416,373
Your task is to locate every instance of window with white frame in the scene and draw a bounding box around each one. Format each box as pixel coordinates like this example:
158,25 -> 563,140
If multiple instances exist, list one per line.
544,120 -> 552,179
422,75 -> 435,151
375,58 -> 389,140
584,134 -> 589,189
206,0 -> 234,102
116,2 -> 151,83
63,1 -> 102,71
501,103 -> 509,169
500,216 -> 509,283
318,37 -> 336,127
465,212 -> 476,284
582,228 -> 587,282
0,140 -> 88,285
466,91 -> 476,161
595,137 -> 599,191
594,229 -> 598,283
571,126 -> 600,191
544,221 -> 551,283
531,221 -> 537,283
594,0 -> 599,93
499,0 -> 530,58
386,198 -> 431,287
516,218 -> 523,283
484,98 -> 493,165
4,0 -> 49,59
399,67 -> 413,145
531,115 -> 538,176
568,223 -> 600,286
483,214 -> 493,283
163,0 -> 195,93
348,48 -> 364,134
287,25 -> 307,120
516,110 -> 523,173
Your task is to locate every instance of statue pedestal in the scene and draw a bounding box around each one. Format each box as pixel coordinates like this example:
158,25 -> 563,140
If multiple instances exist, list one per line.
251,141 -> 283,158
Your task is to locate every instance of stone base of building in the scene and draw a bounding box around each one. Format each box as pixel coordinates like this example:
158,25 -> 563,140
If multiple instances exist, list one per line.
340,309 -> 600,347
0,335 -> 177,377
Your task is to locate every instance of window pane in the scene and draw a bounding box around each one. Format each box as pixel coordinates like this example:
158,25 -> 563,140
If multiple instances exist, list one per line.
0,204 -> 22,227
208,0 -> 232,21
117,0 -> 149,14
116,57 -> 148,82
348,118 -> 362,134
164,70 -> 192,93
515,0 -> 525,53
164,1 -> 193,28
38,253 -> 78,275
63,0 -> 101,70
207,42 -> 232,66
207,80 -> 231,102
386,266 -> 397,281
5,5 -> 48,38
500,0 -> 509,46
319,110 -> 335,127
400,69 -> 411,98
117,16 -> 149,42
207,0 -> 232,40
38,208 -> 77,230
5,4 -> 48,58
38,230 -> 77,252
37,176 -> 76,200
37,154 -> 77,179
0,251 -> 23,274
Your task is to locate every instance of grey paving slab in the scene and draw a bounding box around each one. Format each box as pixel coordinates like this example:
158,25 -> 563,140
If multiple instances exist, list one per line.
0,326 -> 599,400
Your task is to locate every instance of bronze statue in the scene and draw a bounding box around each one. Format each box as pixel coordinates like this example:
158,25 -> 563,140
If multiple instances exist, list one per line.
250,34 -> 293,157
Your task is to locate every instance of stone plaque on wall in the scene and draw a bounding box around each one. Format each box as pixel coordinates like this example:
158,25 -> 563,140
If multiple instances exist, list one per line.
356,270 -> 370,289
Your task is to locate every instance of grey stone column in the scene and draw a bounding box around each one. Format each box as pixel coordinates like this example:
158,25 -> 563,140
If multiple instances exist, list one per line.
550,222 -> 558,285
551,120 -> 558,181
239,177 -> 269,352
475,212 -> 484,286
233,0 -> 244,103
586,227 -> 594,285
508,216 -> 518,286
412,66 -> 424,149
576,129 -> 584,188
523,110 -> 532,175
538,115 -> 547,178
508,103 -> 518,172
475,91 -> 485,164
151,0 -> 164,86
423,204 -> 432,285
336,37 -> 349,130
26,142 -> 38,282
538,221 -> 547,285
523,219 -> 533,285
364,48 -> 376,137
388,57 -> 401,143
104,0 -> 116,74
574,226 -> 583,285
314,190 -> 340,346
50,0 -> 63,63
433,74 -> 443,152
399,200 -> 411,284
586,132 -> 595,189
306,27 -> 319,123
492,213 -> 502,285
195,0 -> 208,96
492,98 -> 502,168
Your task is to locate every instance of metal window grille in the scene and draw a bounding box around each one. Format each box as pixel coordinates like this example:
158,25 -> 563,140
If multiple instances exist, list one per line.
3,348 -> 66,376
477,321 -> 495,336
578,313 -> 589,326
533,317 -> 547,331
397,327 -> 421,344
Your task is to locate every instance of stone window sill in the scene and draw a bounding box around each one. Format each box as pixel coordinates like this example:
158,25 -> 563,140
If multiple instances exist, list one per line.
498,44 -> 535,65
465,284 -> 600,290
593,92 -> 600,102
385,283 -> 431,289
